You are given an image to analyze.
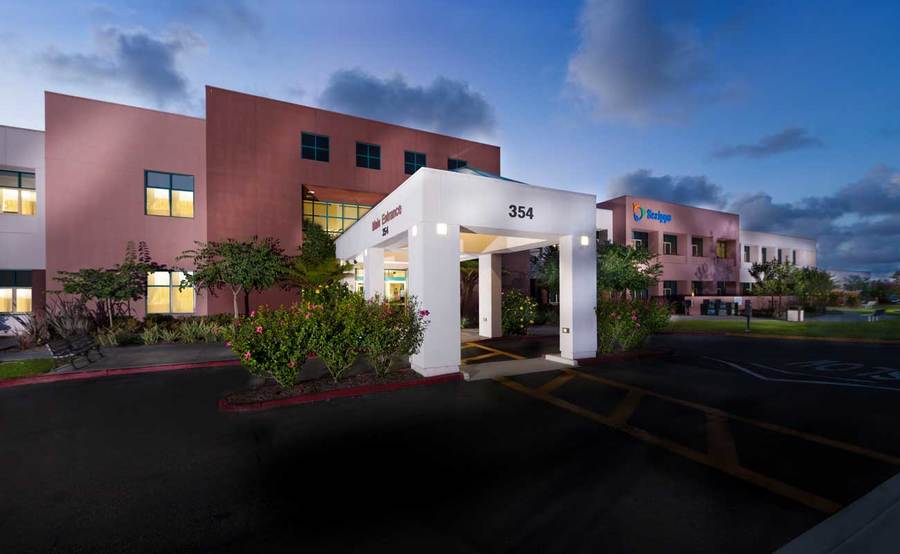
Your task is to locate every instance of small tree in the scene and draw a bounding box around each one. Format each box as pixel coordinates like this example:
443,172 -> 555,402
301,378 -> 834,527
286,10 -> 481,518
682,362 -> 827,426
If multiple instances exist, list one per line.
795,267 -> 833,312
532,245 -> 560,294
178,237 -> 287,319
283,222 -> 351,293
749,260 -> 797,317
597,243 -> 663,299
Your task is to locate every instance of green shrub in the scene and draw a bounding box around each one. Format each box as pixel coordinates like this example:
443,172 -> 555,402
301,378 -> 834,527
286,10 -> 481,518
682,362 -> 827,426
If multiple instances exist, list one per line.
144,314 -> 177,329
159,328 -> 181,343
177,318 -> 211,343
362,296 -> 429,377
141,325 -> 163,345
501,290 -> 538,335
307,287 -> 368,382
225,304 -> 313,388
596,298 -> 670,353
115,331 -> 143,346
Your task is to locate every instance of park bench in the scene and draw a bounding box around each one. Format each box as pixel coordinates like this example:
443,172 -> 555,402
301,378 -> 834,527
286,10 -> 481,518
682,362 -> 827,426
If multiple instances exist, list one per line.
46,335 -> 104,369
867,309 -> 886,322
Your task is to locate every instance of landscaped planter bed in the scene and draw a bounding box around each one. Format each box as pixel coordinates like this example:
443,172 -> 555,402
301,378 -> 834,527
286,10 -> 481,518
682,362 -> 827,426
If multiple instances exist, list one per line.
219,369 -> 462,412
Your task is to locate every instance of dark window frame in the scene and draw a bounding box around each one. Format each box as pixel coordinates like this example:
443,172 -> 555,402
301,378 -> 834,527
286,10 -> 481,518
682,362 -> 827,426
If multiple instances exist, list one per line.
146,270 -> 195,315
0,168 -> 37,216
0,270 -> 32,314
691,237 -> 704,257
663,280 -> 678,297
302,199 -> 372,237
743,245 -> 751,263
355,142 -> 381,170
448,158 -> 467,170
301,132 -> 330,162
663,234 -> 677,255
404,151 -> 426,175
632,231 -> 649,250
144,170 -> 195,219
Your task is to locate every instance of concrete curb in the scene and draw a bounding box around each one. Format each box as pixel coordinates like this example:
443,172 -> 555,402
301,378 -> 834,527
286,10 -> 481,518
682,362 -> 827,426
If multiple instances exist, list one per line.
577,348 -> 674,365
660,331 -> 900,345
776,471 -> 900,553
0,359 -> 240,389
218,372 -> 463,413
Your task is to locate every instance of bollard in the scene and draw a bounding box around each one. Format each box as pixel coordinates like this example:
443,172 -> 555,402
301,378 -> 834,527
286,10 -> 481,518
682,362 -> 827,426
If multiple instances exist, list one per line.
745,299 -> 752,333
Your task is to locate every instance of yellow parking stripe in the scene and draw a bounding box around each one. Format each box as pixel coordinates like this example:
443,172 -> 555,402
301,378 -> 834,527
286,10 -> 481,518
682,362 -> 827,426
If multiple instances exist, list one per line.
609,389 -> 644,425
569,369 -> 900,467
461,351 -> 502,364
496,375 -> 842,515
462,342 -> 527,360
707,413 -> 739,468
537,372 -> 576,394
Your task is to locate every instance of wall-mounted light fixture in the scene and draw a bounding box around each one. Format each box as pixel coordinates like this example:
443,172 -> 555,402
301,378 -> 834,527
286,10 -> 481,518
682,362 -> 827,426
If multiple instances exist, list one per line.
364,248 -> 368,257
561,327 -> 570,334
436,223 -> 448,236
580,235 -> 590,246
411,224 -> 418,237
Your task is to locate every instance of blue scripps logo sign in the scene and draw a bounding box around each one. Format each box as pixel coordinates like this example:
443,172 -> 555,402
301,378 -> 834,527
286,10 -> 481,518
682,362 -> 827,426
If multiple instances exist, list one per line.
632,202 -> 672,224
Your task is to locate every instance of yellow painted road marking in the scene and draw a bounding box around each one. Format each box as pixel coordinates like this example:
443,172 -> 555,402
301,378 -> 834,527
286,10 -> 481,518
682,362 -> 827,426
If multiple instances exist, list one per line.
707,413 -> 739,468
608,389 -> 644,425
496,375 -> 842,515
537,372 -> 576,394
461,351 -> 502,364
462,342 -> 527,360
569,369 -> 900,467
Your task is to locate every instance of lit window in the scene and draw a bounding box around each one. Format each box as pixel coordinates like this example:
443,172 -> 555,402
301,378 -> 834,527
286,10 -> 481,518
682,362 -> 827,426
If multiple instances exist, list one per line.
0,169 -> 36,216
0,270 -> 32,313
356,142 -> 381,170
302,199 -> 372,237
147,271 -> 194,314
448,158 -> 467,170
301,133 -> 330,162
716,240 -> 727,258
404,151 -> 426,175
145,171 -> 194,218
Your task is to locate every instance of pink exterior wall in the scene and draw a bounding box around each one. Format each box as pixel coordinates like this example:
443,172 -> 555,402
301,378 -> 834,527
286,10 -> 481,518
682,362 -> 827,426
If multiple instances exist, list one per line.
45,92 -> 208,317
205,86 -> 501,313
597,195 -> 741,296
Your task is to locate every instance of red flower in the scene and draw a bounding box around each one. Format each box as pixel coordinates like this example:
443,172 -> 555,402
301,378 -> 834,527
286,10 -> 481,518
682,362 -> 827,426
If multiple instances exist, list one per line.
255,326 -> 263,334
243,351 -> 252,360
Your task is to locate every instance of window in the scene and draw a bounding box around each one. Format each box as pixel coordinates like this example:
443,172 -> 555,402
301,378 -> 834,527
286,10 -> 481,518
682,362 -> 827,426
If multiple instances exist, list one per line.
691,237 -> 704,257
145,171 -> 194,218
742,282 -> 753,294
596,229 -> 609,244
761,247 -> 768,263
716,281 -> 726,295
663,280 -> 677,298
301,133 -> 330,162
792,250 -> 797,265
716,240 -> 728,258
663,234 -> 677,255
632,231 -> 649,250
0,270 -> 32,314
448,158 -> 467,170
777,248 -> 783,263
692,281 -> 703,295
743,245 -> 751,263
0,169 -> 36,216
356,142 -> 381,170
303,199 -> 372,236
404,151 -> 426,174
147,271 -> 194,314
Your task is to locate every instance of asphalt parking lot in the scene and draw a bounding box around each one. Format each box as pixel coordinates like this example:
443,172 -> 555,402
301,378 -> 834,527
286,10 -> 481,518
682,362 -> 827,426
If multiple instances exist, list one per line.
1,334 -> 898,553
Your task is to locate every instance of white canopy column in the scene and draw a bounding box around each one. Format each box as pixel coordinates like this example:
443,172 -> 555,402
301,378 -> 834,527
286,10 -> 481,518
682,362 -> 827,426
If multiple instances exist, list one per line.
408,222 -> 461,376
557,234 -> 598,361
478,253 -> 502,338
362,247 -> 384,300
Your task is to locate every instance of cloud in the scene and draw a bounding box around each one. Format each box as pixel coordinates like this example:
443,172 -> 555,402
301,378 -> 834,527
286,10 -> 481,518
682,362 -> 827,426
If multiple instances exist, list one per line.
567,0 -> 717,123
607,169 -> 728,209
318,69 -> 495,136
180,0 -> 263,38
712,127 -> 823,159
39,26 -> 203,108
730,165 -> 900,272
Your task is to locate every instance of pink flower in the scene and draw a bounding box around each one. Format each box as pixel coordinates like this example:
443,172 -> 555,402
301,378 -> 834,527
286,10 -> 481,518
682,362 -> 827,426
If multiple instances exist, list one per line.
304,312 -> 311,319
255,326 -> 263,334
243,351 -> 252,360
288,360 -> 296,368
631,314 -> 638,321
419,309 -> 430,317
225,341 -> 232,347
250,310 -> 256,317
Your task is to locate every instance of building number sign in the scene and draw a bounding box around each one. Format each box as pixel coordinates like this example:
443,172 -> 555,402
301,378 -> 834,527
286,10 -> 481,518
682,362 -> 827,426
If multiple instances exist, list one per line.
508,205 -> 534,219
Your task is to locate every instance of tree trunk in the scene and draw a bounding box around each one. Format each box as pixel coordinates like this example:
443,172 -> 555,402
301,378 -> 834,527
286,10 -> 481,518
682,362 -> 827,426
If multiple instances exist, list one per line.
243,290 -> 251,316
232,291 -> 239,319
108,299 -> 114,328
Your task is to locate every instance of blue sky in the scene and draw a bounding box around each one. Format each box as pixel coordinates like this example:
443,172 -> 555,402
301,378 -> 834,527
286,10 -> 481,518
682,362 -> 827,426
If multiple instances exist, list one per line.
1,0 -> 898,274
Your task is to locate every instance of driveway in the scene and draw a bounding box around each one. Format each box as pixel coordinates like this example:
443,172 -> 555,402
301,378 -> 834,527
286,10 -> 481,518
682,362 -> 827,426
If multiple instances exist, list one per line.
1,334 -> 897,552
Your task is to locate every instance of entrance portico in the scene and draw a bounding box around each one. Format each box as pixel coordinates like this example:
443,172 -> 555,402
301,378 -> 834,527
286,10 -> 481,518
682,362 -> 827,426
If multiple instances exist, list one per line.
335,168 -> 598,377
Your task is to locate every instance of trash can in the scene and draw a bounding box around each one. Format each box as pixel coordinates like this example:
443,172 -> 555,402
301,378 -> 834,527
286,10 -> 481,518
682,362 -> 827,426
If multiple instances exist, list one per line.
714,299 -> 722,316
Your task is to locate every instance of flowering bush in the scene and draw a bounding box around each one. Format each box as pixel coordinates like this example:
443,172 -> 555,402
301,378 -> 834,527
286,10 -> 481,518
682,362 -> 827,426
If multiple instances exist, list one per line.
305,284 -> 369,382
362,296 -> 429,377
225,304 -> 314,388
596,298 -> 670,353
501,289 -> 538,335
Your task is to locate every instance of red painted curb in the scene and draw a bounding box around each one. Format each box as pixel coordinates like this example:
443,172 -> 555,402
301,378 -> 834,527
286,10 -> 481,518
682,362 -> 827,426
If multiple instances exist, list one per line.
218,372 -> 464,413
659,330 -> 900,344
0,359 -> 240,389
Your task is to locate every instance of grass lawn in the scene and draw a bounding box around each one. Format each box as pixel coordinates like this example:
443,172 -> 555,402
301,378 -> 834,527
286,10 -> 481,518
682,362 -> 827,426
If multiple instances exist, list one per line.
666,317 -> 900,341
828,305 -> 900,316
0,358 -> 56,380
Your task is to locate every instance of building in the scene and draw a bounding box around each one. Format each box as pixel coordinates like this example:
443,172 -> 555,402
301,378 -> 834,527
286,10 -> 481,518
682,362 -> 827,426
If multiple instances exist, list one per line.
595,196 -> 816,299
